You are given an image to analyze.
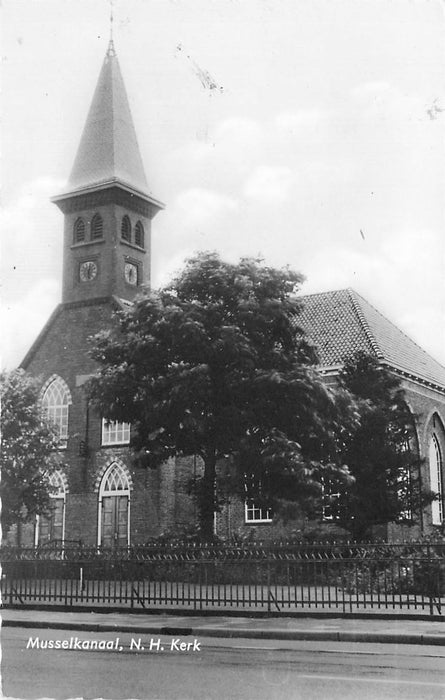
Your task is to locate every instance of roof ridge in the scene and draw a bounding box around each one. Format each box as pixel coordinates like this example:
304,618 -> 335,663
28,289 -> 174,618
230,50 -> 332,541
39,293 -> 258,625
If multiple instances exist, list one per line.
299,287 -> 348,300
351,288 -> 445,369
109,51 -> 116,177
346,288 -> 384,360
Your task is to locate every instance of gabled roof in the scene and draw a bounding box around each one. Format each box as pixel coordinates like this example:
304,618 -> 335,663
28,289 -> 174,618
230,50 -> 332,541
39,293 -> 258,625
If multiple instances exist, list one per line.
64,41 -> 149,198
298,288 -> 445,391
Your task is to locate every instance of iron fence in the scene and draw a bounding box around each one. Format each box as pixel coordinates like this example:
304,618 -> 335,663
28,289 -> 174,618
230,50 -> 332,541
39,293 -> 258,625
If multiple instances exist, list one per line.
1,542 -> 444,616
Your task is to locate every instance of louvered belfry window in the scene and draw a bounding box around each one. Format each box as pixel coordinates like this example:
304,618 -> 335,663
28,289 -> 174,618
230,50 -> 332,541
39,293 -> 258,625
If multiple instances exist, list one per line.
91,213 -> 103,240
135,221 -> 144,248
121,215 -> 131,242
74,218 -> 85,243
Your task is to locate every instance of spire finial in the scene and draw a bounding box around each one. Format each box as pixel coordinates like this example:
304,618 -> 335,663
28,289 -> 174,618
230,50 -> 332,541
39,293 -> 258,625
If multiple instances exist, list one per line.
107,0 -> 116,56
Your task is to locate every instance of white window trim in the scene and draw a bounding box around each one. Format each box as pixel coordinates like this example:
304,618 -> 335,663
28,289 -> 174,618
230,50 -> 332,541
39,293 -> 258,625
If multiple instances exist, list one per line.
97,462 -> 131,547
429,434 -> 444,525
101,418 -> 131,446
35,471 -> 66,546
244,500 -> 273,524
321,479 -> 342,521
41,376 -> 71,449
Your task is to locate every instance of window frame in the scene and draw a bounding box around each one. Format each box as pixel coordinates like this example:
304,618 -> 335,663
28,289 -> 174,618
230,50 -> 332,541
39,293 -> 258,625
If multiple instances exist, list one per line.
134,221 -> 145,248
41,376 -> 71,449
244,474 -> 273,524
97,461 -> 131,547
34,470 -> 67,546
121,215 -> 131,243
244,499 -> 273,524
73,217 -> 86,244
429,433 -> 444,525
321,478 -> 342,521
101,418 -> 131,446
91,213 -> 104,240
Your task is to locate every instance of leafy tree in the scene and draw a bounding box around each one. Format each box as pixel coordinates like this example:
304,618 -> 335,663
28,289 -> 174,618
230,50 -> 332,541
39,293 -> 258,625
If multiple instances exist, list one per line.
330,351 -> 430,540
89,252 -> 356,539
0,369 -> 60,541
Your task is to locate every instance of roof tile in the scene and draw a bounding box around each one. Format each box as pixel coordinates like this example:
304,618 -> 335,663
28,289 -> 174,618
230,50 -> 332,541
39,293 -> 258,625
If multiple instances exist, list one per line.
298,289 -> 445,390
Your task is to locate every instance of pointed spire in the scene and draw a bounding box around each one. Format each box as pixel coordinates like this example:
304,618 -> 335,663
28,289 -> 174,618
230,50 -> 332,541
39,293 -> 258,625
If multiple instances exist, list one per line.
108,0 -> 115,56
66,44 -> 149,196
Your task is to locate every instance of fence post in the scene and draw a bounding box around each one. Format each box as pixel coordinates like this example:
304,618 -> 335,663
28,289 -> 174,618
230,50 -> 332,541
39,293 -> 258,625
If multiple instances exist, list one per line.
267,560 -> 271,613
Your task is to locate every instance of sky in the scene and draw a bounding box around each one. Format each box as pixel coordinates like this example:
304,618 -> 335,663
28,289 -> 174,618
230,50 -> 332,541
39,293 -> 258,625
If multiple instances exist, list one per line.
2,0 -> 445,369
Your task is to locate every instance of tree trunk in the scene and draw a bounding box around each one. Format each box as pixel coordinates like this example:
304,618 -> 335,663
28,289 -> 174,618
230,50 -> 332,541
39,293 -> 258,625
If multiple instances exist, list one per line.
199,453 -> 217,541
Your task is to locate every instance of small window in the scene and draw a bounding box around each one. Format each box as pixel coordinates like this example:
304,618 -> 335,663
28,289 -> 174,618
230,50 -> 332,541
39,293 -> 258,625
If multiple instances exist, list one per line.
73,218 -> 85,243
102,419 -> 131,446
91,213 -> 103,240
245,500 -> 272,523
121,215 -> 131,243
321,479 -> 342,521
396,439 -> 413,521
135,221 -> 144,248
244,474 -> 272,523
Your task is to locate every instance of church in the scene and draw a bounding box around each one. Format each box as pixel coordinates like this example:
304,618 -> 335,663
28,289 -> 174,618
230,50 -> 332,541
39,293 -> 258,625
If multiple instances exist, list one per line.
13,41 -> 445,547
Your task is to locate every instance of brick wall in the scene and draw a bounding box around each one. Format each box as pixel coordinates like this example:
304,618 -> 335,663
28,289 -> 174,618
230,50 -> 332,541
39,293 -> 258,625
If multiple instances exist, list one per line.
16,299 -> 173,546
14,300 -> 445,546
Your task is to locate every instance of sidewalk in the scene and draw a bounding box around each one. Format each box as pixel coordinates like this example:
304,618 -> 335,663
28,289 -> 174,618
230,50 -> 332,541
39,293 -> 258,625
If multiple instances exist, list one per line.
2,607 -> 445,646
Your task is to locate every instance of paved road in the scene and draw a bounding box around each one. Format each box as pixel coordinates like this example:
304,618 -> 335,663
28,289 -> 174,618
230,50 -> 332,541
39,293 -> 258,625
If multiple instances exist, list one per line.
3,627 -> 445,700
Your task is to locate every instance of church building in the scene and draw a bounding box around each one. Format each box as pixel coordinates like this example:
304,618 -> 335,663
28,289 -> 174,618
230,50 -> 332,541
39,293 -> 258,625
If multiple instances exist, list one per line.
14,42 -> 445,546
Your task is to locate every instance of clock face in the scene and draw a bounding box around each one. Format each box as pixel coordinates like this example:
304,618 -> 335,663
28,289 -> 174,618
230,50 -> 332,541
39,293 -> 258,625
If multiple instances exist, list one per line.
124,262 -> 138,286
79,260 -> 98,282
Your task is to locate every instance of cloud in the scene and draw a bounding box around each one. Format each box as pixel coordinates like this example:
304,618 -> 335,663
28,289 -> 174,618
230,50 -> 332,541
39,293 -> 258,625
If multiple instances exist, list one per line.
214,117 -> 263,144
243,165 -> 294,203
1,177 -> 63,369
1,177 -> 64,286
352,81 -> 391,98
275,108 -> 327,131
1,278 -> 60,369
173,188 -> 238,228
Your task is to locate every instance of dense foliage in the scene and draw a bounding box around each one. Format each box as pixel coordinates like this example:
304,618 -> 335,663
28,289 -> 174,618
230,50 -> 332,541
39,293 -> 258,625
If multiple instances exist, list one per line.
331,351 -> 431,539
89,252 -> 356,538
0,369 -> 59,538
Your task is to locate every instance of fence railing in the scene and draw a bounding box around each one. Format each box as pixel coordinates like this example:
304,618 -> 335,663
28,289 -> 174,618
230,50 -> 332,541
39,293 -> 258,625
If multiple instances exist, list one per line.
1,542 -> 444,616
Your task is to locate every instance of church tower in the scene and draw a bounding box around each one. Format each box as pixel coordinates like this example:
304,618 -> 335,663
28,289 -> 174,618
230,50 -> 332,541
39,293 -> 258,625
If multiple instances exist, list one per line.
52,40 -> 163,304
18,41 -> 173,549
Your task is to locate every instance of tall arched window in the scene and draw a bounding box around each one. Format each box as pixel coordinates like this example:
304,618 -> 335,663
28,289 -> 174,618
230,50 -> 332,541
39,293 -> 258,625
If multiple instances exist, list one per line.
429,433 -> 444,525
121,215 -> 131,243
35,471 -> 67,545
73,218 -> 85,243
41,376 -> 71,447
98,462 -> 131,547
134,221 -> 144,248
91,213 -> 103,240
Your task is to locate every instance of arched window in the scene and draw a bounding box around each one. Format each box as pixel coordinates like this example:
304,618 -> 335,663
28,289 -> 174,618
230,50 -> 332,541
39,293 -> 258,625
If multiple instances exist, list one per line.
35,471 -> 67,545
41,376 -> 71,447
98,462 -> 131,547
91,213 -> 103,240
121,215 -> 131,243
429,433 -> 444,525
73,218 -> 85,243
134,221 -> 144,248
